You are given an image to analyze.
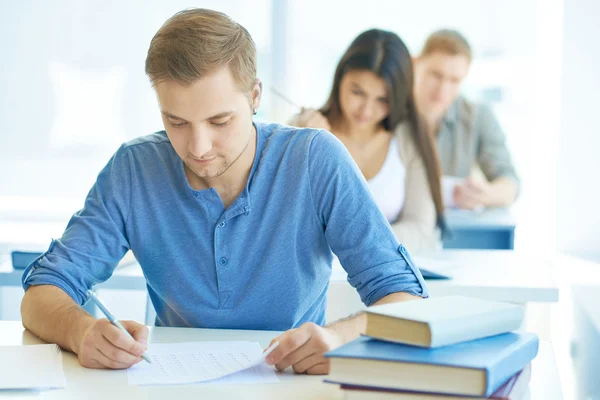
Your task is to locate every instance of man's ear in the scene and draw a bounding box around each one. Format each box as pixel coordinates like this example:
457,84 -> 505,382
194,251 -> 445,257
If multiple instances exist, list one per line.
251,78 -> 263,111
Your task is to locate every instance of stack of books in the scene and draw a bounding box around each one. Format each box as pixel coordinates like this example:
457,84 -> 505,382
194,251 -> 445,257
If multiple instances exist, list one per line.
325,296 -> 538,400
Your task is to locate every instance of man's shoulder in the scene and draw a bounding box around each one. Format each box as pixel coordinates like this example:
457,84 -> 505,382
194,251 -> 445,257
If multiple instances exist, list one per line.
455,96 -> 497,119
452,96 -> 476,121
112,132 -> 175,162
258,122 -> 338,154
451,96 -> 499,131
258,122 -> 323,144
257,122 -> 345,167
122,131 -> 171,150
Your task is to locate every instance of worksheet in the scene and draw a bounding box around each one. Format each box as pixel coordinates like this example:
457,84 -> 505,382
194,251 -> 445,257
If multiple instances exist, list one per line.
127,341 -> 279,386
0,344 -> 66,390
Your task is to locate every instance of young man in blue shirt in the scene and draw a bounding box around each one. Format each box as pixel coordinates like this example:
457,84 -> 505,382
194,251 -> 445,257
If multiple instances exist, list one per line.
20,8 -> 427,375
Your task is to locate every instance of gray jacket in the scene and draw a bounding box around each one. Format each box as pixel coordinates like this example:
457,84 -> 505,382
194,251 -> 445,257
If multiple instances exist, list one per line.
436,96 -> 519,184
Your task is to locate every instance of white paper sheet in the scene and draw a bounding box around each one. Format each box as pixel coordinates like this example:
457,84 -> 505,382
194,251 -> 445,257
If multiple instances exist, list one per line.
127,341 -> 279,386
0,344 -> 66,390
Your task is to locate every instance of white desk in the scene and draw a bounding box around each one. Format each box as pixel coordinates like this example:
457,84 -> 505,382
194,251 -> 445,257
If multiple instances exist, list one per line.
559,256 -> 600,400
0,321 -> 563,399
0,254 -> 148,320
327,250 -> 559,321
0,254 -> 147,291
416,250 -> 559,303
0,251 -> 560,301
1,250 -> 560,323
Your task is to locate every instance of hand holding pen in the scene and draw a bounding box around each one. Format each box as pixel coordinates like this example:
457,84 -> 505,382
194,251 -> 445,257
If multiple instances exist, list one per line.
270,86 -> 332,131
74,290 -> 151,369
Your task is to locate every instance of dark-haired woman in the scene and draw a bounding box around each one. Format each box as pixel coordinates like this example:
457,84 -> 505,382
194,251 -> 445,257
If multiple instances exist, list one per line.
291,29 -> 444,251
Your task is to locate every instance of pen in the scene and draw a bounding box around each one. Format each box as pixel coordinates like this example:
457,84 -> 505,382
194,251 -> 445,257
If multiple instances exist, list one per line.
270,86 -> 302,110
263,341 -> 279,359
86,289 -> 152,364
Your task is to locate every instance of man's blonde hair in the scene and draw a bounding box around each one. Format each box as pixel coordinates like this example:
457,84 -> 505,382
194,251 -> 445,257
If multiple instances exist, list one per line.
420,29 -> 472,62
145,8 -> 257,91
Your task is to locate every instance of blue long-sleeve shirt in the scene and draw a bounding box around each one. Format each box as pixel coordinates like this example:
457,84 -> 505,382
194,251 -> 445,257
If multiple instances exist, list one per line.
22,123 -> 428,329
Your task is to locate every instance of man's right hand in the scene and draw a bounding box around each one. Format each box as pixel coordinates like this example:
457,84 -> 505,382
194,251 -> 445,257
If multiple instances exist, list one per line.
296,108 -> 332,131
76,319 -> 149,369
453,177 -> 491,210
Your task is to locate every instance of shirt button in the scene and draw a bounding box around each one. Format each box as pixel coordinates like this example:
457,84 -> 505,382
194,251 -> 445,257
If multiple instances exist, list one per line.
219,257 -> 228,266
218,221 -> 226,228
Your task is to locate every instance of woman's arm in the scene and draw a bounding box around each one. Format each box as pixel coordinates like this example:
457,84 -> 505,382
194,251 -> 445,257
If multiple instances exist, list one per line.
288,108 -> 331,131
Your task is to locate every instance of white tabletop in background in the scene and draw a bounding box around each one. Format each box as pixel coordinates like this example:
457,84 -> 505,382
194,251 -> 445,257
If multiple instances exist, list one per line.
0,321 -> 562,400
444,208 -> 517,228
2,250 -> 560,304
415,250 -> 560,303
331,250 -> 559,304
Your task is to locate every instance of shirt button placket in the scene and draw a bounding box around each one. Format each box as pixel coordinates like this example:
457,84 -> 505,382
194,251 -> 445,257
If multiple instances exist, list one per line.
216,220 -> 227,266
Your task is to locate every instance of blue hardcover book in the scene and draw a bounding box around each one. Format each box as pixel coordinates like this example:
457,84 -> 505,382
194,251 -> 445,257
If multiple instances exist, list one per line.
325,332 -> 538,397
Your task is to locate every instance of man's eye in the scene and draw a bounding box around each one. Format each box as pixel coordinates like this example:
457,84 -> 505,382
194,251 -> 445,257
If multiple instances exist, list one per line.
213,119 -> 231,127
169,120 -> 187,127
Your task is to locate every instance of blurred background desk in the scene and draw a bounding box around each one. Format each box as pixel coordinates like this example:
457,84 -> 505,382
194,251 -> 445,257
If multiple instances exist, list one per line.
443,208 -> 516,250
2,250 -> 560,324
0,253 -> 147,320
328,250 -> 559,322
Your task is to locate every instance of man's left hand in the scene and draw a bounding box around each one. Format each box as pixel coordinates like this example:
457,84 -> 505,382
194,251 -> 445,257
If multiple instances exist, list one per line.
265,322 -> 345,375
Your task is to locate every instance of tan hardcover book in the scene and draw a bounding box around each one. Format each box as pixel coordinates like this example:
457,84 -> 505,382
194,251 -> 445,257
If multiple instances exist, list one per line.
365,296 -> 524,348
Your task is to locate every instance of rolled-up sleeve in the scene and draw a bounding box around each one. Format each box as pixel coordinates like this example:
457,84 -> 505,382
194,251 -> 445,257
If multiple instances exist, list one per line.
475,104 -> 519,185
22,144 -> 133,305
307,131 -> 429,306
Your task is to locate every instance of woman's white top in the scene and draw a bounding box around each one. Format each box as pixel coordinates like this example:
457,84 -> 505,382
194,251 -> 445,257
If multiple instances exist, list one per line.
367,138 -> 406,223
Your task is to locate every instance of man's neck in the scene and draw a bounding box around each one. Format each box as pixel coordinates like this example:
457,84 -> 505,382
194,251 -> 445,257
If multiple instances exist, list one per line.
421,111 -> 445,138
332,118 -> 382,145
415,96 -> 444,137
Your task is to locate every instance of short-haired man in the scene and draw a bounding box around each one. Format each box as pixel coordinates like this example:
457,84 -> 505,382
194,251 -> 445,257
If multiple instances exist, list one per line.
21,9 -> 426,375
413,29 -> 519,210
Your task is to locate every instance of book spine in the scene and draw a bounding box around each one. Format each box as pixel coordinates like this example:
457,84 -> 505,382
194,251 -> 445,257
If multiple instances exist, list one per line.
484,336 -> 539,396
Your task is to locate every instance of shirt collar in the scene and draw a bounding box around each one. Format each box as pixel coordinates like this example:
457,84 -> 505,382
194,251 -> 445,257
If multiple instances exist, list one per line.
442,98 -> 460,128
242,122 -> 265,205
224,122 -> 264,219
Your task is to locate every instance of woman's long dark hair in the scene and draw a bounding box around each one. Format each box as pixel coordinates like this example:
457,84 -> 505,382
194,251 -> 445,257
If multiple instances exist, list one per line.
321,29 -> 445,229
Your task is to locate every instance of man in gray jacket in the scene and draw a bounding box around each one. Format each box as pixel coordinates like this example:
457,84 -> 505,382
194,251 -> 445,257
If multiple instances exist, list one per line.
413,29 -> 519,210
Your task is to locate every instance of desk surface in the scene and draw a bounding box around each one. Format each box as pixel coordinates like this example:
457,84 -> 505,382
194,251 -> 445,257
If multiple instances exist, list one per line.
0,321 -> 562,399
2,250 -> 560,305
415,250 -> 559,303
445,208 -> 517,229
331,250 -> 559,303
325,250 -> 559,321
0,254 -> 146,291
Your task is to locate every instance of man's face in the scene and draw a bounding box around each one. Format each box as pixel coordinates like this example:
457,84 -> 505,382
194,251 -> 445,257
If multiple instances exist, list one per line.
155,67 -> 260,184
413,52 -> 470,118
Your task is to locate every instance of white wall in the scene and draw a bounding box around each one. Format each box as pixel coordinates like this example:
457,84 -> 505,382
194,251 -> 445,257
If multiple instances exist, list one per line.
557,0 -> 600,262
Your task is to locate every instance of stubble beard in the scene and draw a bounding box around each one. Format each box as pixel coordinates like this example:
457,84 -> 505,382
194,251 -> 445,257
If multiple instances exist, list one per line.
187,125 -> 254,179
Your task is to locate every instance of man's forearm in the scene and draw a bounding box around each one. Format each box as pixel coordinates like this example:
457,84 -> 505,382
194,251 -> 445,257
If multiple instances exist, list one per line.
486,177 -> 518,207
21,285 -> 95,354
326,292 -> 421,343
